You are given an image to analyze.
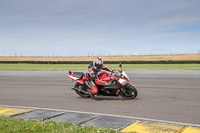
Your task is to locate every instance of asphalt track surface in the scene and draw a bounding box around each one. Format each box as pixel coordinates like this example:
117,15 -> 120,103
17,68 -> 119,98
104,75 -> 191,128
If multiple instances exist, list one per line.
0,70 -> 200,125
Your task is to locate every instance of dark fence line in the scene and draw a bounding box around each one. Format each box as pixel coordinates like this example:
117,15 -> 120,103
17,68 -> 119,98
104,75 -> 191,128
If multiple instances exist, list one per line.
0,61 -> 200,64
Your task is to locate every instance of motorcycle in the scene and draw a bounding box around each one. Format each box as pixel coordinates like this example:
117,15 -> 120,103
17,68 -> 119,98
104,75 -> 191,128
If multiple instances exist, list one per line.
68,63 -> 138,99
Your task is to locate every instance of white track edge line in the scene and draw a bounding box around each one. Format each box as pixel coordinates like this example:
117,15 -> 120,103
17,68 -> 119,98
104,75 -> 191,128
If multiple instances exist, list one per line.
1,105 -> 200,127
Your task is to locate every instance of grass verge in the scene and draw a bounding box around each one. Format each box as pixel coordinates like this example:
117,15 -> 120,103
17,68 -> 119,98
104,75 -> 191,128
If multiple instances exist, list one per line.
0,64 -> 200,70
0,115 -> 118,133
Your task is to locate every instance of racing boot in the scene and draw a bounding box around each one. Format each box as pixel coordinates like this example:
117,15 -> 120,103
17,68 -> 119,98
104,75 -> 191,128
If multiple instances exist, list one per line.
87,88 -> 98,99
89,92 -> 95,98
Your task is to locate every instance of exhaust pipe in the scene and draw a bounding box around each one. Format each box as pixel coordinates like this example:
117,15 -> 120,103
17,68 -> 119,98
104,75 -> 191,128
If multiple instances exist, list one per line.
71,87 -> 90,94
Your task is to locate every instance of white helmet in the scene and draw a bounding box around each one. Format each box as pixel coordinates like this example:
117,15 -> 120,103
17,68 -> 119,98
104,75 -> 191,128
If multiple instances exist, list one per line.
93,57 -> 103,71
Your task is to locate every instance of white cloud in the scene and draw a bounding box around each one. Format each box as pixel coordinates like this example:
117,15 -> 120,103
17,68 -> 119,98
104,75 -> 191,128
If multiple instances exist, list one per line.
0,0 -> 200,55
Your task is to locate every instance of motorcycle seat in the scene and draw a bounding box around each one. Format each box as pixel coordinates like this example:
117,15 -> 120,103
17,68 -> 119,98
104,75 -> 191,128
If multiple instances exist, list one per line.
72,72 -> 83,78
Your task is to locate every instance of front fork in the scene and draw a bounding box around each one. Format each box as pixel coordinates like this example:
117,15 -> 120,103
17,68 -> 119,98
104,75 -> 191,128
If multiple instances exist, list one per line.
119,84 -> 130,93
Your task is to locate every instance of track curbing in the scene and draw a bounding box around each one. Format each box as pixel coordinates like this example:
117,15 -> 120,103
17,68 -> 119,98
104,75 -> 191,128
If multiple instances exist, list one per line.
0,105 -> 200,132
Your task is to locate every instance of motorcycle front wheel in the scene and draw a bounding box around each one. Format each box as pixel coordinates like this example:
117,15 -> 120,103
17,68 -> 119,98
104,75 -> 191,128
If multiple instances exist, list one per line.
74,82 -> 90,98
119,84 -> 138,99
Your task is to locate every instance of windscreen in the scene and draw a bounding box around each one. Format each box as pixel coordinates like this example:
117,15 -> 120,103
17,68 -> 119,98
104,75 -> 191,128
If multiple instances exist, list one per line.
111,71 -> 122,77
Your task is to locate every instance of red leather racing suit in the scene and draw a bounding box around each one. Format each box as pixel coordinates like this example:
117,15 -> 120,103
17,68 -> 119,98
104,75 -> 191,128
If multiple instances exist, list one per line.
83,63 -> 112,94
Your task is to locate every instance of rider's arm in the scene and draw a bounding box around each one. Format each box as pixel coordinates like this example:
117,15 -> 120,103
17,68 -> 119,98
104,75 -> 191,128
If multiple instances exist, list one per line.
84,68 -> 110,86
87,62 -> 93,69
95,77 -> 107,85
94,71 -> 112,86
102,65 -> 112,72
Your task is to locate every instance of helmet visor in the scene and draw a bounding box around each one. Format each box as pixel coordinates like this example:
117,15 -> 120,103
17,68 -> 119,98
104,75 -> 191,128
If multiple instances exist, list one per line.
95,63 -> 103,70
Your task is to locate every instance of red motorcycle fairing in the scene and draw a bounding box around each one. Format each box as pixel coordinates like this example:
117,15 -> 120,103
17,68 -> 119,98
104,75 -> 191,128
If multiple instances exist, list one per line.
68,71 -> 85,84
68,70 -> 129,87
98,70 -> 129,87
97,70 -> 111,82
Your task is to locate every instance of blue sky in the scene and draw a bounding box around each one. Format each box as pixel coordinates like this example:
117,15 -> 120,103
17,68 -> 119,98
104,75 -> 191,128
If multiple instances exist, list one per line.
0,0 -> 200,56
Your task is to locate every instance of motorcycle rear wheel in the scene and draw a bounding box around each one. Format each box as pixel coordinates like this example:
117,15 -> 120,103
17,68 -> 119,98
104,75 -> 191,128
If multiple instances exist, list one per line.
74,83 -> 90,98
119,84 -> 138,99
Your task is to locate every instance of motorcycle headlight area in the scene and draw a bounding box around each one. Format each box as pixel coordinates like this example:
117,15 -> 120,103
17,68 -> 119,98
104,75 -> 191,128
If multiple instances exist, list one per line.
118,78 -> 128,86
122,71 -> 129,80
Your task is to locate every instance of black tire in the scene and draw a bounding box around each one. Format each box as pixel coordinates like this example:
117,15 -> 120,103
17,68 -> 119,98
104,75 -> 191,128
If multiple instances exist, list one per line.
119,84 -> 138,99
74,83 -> 90,98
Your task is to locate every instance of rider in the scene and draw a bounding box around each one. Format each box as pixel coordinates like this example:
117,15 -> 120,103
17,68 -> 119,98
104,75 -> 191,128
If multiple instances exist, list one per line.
83,57 -> 113,97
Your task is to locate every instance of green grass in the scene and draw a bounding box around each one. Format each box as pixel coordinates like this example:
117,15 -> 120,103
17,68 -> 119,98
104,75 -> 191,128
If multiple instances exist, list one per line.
0,64 -> 200,70
0,115 -> 119,133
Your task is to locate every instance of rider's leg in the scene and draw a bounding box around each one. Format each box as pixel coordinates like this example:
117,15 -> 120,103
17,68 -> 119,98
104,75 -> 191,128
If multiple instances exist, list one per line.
85,79 -> 98,94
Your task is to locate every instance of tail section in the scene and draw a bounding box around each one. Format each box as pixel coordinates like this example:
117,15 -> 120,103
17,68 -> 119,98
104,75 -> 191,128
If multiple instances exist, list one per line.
68,71 -> 85,84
